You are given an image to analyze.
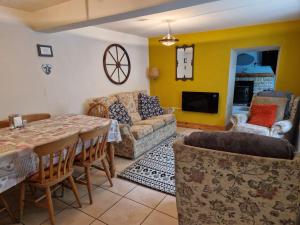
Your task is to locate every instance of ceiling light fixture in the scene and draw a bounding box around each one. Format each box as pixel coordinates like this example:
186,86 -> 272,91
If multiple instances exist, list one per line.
159,20 -> 179,46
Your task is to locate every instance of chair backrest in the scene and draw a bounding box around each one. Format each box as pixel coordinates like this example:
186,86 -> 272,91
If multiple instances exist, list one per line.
87,103 -> 109,118
33,132 -> 79,184
0,119 -> 9,128
22,113 -> 51,123
78,123 -> 111,163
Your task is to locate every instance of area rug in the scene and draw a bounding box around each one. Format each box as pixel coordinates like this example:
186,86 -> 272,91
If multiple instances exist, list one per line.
118,137 -> 176,196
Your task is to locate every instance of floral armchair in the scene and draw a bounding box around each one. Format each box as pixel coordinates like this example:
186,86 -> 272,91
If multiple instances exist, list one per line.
173,139 -> 300,225
231,95 -> 299,142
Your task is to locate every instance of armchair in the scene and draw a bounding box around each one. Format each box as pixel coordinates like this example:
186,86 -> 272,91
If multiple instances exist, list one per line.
174,139 -> 300,225
231,96 -> 299,140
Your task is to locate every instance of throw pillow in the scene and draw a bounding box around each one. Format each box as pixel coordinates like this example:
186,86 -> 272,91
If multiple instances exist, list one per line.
248,104 -> 277,128
184,131 -> 295,160
257,91 -> 293,119
251,96 -> 288,121
109,101 -> 133,126
138,93 -> 164,120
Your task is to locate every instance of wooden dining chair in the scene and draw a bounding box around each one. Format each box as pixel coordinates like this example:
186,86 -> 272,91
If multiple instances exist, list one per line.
22,113 -> 51,123
0,119 -> 9,128
74,124 -> 113,204
0,193 -> 17,223
19,132 -> 81,225
87,103 -> 109,118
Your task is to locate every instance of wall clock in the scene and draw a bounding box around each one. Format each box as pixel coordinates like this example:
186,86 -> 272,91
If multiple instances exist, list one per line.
103,44 -> 131,85
176,44 -> 194,81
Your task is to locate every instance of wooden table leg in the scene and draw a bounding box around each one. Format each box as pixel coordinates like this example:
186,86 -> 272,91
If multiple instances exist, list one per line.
106,143 -> 116,178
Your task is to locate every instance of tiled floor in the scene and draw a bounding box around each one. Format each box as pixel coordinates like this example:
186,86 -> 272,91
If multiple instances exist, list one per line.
1,157 -> 178,225
1,127 -> 198,225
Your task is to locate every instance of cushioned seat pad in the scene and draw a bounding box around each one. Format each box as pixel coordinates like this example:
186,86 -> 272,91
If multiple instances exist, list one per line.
150,114 -> 175,124
184,131 -> 295,160
131,125 -> 153,139
134,118 -> 165,130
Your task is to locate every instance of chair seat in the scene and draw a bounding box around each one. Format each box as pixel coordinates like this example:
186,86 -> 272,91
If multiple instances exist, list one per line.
231,123 -> 271,136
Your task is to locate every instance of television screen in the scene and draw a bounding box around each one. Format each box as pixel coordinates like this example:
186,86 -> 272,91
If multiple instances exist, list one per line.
182,91 -> 219,113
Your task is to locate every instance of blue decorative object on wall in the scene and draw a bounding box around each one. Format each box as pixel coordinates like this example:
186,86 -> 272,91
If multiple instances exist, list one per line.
41,64 -> 53,75
237,53 -> 255,66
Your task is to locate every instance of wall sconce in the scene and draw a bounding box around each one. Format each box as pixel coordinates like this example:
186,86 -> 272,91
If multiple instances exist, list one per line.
147,67 -> 160,80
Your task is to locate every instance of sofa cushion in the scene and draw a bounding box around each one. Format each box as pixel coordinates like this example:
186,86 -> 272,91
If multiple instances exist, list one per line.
109,101 -> 132,126
151,114 -> 175,124
131,125 -> 153,139
116,92 -> 141,123
184,131 -> 295,159
248,104 -> 277,128
251,96 -> 288,121
257,91 -> 293,119
133,90 -> 147,111
134,118 -> 165,130
92,96 -> 118,108
138,93 -> 164,120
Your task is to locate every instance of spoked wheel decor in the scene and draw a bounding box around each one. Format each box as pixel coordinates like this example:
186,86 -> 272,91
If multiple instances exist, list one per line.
103,44 -> 131,85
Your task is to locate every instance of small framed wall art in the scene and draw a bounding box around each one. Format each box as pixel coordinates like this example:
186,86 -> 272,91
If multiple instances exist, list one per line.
37,44 -> 53,57
176,44 -> 194,81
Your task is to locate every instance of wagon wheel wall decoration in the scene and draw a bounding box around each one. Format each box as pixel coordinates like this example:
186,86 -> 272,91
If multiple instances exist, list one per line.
103,44 -> 131,85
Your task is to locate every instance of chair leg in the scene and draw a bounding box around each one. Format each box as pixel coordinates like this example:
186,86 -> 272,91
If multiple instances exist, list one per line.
45,187 -> 55,225
68,176 -> 82,208
85,166 -> 93,204
19,182 -> 26,222
102,159 -> 113,187
0,194 -> 16,223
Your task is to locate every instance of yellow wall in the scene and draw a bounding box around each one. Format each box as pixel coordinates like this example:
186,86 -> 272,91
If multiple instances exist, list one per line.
149,20 -> 300,127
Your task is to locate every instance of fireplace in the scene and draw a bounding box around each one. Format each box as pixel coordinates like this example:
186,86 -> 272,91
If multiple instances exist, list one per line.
233,81 -> 254,106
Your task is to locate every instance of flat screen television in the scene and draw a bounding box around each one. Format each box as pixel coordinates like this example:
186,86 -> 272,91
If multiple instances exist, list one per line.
182,91 -> 219,113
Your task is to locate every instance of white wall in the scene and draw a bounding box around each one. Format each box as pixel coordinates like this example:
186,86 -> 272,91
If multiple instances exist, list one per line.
0,6 -> 149,119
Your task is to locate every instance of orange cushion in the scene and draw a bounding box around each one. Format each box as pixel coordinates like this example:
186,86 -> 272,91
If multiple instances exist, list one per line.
248,104 -> 277,128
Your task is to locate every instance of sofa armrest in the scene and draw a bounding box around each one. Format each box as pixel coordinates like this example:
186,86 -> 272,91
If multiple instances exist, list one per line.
271,120 -> 293,135
119,123 -> 136,141
231,113 -> 249,125
163,107 -> 175,114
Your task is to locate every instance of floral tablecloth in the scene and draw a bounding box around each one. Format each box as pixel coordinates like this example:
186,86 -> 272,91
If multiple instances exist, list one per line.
0,114 -> 121,193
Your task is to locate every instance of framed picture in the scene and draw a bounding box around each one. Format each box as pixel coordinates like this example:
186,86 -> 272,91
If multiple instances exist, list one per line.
37,44 -> 53,57
176,44 -> 194,81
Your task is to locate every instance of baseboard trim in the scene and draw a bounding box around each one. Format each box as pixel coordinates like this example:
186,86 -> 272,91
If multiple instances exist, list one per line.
177,121 -> 225,131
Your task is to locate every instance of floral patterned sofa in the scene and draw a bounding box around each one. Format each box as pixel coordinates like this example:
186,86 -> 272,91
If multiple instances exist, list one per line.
89,90 -> 176,159
173,139 -> 300,225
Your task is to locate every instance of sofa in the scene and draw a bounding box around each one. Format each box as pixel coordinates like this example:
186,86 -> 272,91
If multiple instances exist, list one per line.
231,93 -> 300,144
173,137 -> 300,225
89,90 -> 176,159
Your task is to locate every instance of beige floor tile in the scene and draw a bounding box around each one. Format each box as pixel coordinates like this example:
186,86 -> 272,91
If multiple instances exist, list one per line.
125,186 -> 166,208
101,177 -> 136,196
41,207 -> 94,225
156,195 -> 178,218
90,220 -> 106,225
55,183 -> 91,205
74,187 -> 121,218
90,168 -> 111,186
114,156 -> 135,172
21,199 -> 68,225
99,198 -> 152,225
142,210 -> 178,225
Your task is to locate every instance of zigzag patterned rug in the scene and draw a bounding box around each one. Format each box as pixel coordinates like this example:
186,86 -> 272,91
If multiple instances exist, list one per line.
118,137 -> 176,195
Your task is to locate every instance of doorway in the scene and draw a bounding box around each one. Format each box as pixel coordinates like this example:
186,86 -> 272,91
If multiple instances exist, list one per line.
226,47 -> 280,124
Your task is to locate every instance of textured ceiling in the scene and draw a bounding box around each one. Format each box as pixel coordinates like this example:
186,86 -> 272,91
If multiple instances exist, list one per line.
0,0 -> 71,12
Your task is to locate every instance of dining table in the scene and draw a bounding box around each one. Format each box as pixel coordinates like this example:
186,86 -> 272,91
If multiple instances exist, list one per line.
0,114 -> 121,194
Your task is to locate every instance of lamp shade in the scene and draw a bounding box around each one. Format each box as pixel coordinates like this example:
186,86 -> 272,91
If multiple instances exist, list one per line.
147,67 -> 160,80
